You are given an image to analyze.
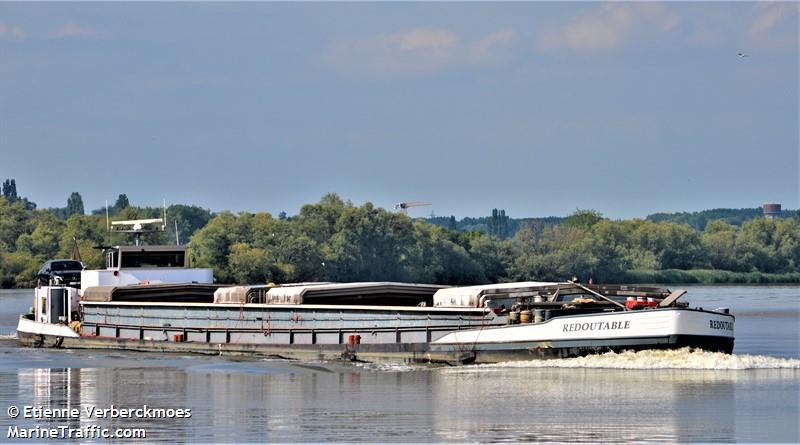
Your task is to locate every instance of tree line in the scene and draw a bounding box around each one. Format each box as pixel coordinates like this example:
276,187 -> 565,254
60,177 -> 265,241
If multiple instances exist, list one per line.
428,207 -> 798,238
427,213 -> 564,239
0,182 -> 798,288
646,207 -> 799,231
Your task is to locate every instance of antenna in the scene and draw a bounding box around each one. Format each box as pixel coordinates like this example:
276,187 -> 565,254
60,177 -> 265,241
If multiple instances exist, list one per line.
109,218 -> 166,246
103,198 -> 170,246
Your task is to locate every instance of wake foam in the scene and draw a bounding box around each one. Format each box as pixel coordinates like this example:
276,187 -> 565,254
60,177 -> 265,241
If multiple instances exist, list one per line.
354,362 -> 426,373
458,348 -> 800,370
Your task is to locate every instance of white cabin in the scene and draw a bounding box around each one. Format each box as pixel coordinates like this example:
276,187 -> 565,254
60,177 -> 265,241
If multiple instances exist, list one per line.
80,245 -> 213,293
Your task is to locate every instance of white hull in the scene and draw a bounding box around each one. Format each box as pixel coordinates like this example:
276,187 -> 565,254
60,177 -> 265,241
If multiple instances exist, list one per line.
17,315 -> 80,338
434,308 -> 734,346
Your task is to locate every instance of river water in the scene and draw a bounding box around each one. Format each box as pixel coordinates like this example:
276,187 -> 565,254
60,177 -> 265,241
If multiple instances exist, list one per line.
0,286 -> 797,442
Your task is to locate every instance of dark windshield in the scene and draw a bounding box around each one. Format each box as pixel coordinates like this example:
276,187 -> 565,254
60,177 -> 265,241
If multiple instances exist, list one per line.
120,251 -> 184,268
51,261 -> 83,271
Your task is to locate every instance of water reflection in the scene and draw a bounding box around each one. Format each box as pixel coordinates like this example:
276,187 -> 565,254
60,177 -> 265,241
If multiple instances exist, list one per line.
431,368 -> 740,442
0,364 -> 796,443
10,368 -> 88,436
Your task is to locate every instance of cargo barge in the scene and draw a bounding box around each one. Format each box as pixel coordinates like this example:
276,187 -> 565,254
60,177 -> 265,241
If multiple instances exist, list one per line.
17,220 -> 734,365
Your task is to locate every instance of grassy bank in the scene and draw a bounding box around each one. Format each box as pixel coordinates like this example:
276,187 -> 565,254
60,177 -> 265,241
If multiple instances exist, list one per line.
622,269 -> 800,284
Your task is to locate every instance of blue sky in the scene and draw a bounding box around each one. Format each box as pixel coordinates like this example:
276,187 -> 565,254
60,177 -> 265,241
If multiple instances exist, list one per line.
1,2 -> 797,219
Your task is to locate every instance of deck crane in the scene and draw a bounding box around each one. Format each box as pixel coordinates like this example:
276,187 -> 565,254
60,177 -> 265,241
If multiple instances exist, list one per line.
394,201 -> 432,214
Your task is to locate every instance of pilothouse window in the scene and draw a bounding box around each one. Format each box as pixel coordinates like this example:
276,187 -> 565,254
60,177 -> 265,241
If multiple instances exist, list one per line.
120,251 -> 185,268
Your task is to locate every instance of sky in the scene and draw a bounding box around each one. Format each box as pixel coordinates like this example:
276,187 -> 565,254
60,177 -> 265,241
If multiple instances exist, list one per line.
1,2 -> 798,219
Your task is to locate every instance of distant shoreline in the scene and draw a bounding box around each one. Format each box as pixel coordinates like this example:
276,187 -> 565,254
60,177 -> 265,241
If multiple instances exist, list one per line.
621,269 -> 800,285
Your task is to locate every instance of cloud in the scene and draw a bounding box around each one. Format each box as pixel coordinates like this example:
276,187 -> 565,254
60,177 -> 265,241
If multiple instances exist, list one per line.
321,27 -> 460,77
321,27 -> 517,77
472,29 -> 517,60
0,23 -> 25,40
536,3 -> 680,53
747,2 -> 798,49
50,23 -> 106,39
382,28 -> 458,52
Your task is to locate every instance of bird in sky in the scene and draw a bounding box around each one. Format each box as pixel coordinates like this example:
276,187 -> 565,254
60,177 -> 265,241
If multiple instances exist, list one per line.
737,52 -> 750,58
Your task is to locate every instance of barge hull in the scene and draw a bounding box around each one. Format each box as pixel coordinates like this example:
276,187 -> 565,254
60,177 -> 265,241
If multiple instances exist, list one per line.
17,328 -> 734,365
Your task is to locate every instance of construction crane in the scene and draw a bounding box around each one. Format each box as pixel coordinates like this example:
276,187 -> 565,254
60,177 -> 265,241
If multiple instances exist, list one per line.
394,201 -> 432,214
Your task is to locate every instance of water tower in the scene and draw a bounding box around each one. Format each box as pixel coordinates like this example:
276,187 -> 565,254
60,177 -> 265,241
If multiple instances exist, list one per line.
763,203 -> 781,220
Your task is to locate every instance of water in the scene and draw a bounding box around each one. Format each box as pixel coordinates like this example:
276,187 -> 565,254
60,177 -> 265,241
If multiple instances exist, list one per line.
0,286 -> 797,442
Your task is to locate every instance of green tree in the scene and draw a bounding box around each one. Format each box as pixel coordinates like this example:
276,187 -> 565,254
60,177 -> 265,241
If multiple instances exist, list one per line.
468,234 -> 518,283
447,215 -> 457,231
0,251 -> 39,287
563,209 -> 604,230
296,193 -> 347,245
408,222 -> 486,284
631,220 -> 704,270
167,204 -> 213,245
487,208 -> 510,237
58,215 -> 107,268
0,197 -> 35,252
327,202 -> 415,282
773,218 -> 800,271
114,194 -> 130,212
736,218 -> 778,272
510,223 -> 591,281
701,220 -> 740,270
29,213 -> 64,260
584,221 -> 628,281
2,179 -> 18,202
66,192 -> 85,217
273,234 -> 324,282
189,212 -> 239,282
227,243 -> 280,284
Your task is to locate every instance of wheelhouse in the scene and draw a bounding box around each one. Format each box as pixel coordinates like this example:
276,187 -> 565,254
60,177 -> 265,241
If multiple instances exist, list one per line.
105,245 -> 188,269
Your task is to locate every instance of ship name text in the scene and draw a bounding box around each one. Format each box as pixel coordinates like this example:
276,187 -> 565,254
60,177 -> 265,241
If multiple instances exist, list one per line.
562,320 -> 631,333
